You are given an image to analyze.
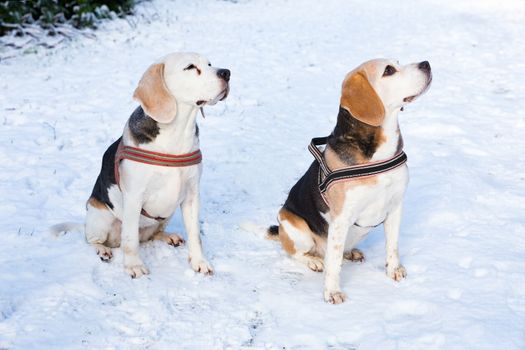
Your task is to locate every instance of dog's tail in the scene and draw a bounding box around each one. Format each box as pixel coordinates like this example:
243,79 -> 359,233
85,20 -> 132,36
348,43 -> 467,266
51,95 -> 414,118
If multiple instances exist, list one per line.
266,225 -> 279,240
49,222 -> 83,237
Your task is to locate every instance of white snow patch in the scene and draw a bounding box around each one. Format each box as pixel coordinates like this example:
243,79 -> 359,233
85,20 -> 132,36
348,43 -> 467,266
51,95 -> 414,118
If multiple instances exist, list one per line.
1,0 -> 525,349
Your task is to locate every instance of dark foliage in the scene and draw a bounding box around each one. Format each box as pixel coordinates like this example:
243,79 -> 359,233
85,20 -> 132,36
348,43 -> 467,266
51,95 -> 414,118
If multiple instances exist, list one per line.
0,0 -> 136,36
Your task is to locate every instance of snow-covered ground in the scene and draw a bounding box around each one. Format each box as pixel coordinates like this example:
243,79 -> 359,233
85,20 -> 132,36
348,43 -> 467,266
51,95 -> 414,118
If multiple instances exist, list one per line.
1,0 -> 525,348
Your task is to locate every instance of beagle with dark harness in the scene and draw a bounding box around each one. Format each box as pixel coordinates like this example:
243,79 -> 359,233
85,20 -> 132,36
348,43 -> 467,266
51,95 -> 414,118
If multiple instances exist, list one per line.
268,59 -> 431,303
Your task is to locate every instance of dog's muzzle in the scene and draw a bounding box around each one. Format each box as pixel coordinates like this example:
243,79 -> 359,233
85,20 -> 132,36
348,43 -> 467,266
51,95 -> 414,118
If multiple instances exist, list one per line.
216,69 -> 231,82
404,62 -> 432,102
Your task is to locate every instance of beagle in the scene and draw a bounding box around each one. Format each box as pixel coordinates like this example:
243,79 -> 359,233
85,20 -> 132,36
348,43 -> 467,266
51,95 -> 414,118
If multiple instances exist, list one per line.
268,59 -> 431,303
85,52 -> 230,278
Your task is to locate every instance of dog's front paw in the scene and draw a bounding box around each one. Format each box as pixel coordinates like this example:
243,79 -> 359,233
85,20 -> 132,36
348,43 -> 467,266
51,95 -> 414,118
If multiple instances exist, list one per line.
324,289 -> 347,304
387,264 -> 407,281
124,256 -> 149,278
189,256 -> 214,275
95,244 -> 113,262
306,256 -> 325,272
125,264 -> 150,279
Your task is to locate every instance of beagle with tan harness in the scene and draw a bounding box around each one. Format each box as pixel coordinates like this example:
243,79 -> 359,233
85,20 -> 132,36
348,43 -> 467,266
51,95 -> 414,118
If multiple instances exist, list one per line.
268,59 -> 432,303
83,52 -> 230,278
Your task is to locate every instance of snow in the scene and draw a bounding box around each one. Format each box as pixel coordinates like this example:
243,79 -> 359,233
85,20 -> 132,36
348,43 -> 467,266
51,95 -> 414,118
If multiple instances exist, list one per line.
1,0 -> 525,348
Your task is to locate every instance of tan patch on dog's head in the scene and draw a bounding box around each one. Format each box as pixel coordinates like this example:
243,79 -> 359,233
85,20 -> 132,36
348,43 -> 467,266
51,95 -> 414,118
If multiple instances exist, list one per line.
133,63 -> 177,123
340,69 -> 385,127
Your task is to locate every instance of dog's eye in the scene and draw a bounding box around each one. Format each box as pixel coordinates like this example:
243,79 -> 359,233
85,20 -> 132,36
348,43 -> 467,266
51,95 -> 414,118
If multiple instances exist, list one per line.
184,64 -> 201,75
383,65 -> 397,77
208,63 -> 211,67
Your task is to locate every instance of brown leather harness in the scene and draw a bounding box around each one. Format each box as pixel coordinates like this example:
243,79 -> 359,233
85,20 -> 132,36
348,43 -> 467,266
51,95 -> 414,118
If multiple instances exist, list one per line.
114,140 -> 202,221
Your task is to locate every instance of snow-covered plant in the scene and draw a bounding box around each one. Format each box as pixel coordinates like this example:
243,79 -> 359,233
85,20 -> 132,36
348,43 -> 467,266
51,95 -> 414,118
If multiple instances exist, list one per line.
0,0 -> 137,36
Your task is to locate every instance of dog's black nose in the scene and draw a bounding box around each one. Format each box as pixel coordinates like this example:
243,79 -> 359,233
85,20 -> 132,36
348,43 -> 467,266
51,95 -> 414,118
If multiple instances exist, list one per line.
418,61 -> 431,72
217,69 -> 230,82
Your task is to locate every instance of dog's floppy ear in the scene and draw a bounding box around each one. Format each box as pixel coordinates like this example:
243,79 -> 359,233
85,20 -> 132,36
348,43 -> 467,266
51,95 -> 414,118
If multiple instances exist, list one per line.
133,63 -> 177,123
340,70 -> 385,126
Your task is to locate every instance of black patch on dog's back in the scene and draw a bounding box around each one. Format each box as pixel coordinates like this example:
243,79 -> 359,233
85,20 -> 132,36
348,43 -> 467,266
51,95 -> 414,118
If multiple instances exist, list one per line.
283,161 -> 329,236
90,137 -> 121,209
129,106 -> 160,144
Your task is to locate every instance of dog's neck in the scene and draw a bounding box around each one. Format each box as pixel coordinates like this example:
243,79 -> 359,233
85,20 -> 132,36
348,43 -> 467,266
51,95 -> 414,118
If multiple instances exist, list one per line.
154,103 -> 200,154
327,107 -> 402,165
126,103 -> 200,154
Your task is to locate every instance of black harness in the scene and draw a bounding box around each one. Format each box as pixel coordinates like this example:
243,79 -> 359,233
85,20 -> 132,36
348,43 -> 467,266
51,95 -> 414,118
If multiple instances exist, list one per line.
308,136 -> 408,197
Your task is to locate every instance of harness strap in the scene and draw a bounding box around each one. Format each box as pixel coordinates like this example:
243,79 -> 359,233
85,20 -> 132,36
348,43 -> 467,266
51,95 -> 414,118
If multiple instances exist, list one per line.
114,140 -> 202,221
308,137 -> 407,195
308,137 -> 331,176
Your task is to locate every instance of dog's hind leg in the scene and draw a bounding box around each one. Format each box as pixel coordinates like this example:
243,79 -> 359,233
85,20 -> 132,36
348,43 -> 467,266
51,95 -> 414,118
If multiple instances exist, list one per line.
342,227 -> 370,262
153,231 -> 185,247
343,249 -> 365,262
150,217 -> 185,247
85,197 -> 117,262
278,209 -> 325,272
